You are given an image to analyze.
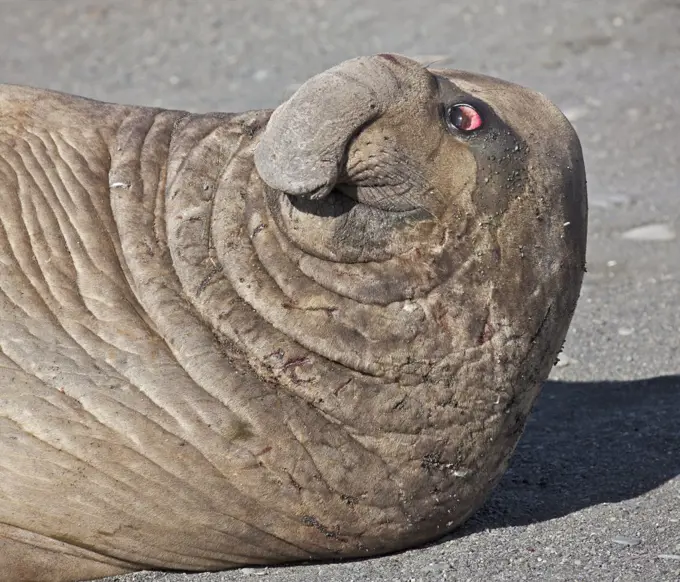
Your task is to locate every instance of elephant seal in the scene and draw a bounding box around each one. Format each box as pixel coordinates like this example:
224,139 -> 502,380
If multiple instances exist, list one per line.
0,54 -> 587,581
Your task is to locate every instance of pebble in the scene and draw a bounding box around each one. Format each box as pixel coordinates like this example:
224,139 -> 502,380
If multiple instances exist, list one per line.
422,562 -> 449,573
562,105 -> 589,122
621,223 -> 676,242
617,327 -> 635,336
611,535 -> 641,546
554,354 -> 577,368
589,194 -> 631,209
626,107 -> 640,121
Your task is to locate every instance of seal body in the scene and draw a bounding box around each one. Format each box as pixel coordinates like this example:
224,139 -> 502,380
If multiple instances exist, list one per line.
0,54 -> 586,581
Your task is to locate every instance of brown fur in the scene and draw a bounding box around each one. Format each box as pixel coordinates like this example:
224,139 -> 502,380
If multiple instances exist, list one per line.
0,54 -> 586,581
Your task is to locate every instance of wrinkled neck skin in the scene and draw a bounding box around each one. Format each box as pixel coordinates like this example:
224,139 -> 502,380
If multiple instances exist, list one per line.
142,108 -> 496,394
113,102 -> 571,528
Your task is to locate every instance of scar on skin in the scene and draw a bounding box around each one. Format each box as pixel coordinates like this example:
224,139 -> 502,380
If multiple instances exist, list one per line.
378,54 -> 400,65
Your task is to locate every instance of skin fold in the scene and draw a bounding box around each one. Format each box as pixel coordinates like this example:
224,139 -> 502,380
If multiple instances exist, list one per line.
0,54 -> 587,582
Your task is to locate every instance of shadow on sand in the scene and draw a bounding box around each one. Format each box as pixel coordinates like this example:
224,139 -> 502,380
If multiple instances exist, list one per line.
461,374 -> 680,532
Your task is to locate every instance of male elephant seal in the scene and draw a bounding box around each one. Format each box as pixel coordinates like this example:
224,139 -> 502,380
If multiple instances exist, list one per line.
0,54 -> 587,581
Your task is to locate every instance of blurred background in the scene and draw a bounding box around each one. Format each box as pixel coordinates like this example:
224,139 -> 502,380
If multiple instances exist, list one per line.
1,1 -> 678,580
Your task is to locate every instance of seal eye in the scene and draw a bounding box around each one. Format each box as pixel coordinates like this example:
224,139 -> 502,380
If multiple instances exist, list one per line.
446,104 -> 483,132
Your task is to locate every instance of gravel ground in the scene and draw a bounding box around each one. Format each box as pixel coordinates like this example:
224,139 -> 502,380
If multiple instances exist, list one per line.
1,1 -> 678,580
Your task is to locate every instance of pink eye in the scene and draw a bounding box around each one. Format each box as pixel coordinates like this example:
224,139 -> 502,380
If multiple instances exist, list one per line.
446,104 -> 483,132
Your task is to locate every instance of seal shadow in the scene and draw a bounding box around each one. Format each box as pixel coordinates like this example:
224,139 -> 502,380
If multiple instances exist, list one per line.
457,374 -> 680,533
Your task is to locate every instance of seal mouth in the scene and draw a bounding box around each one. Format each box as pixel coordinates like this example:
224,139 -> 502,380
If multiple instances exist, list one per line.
287,185 -> 428,219
265,177 -> 438,265
285,187 -> 357,219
